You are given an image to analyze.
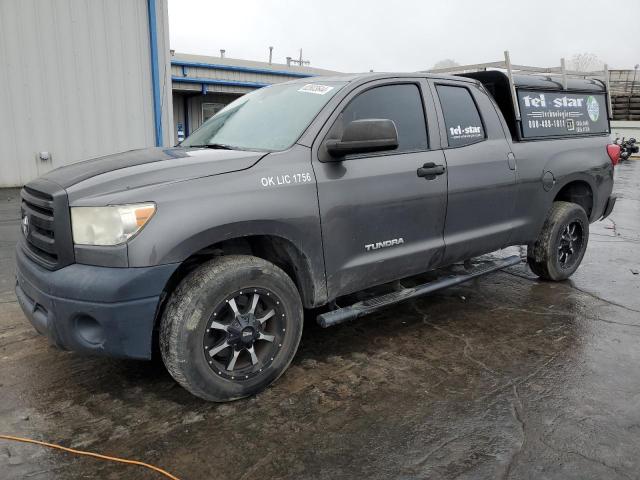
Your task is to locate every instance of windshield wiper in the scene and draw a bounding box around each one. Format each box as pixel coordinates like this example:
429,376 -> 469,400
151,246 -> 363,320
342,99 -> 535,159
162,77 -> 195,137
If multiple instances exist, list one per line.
190,143 -> 237,150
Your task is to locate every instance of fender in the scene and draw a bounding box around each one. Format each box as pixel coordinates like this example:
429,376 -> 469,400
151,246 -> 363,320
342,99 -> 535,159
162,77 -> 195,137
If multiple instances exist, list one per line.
130,219 -> 327,308
509,135 -> 613,245
106,145 -> 327,306
544,153 -> 612,222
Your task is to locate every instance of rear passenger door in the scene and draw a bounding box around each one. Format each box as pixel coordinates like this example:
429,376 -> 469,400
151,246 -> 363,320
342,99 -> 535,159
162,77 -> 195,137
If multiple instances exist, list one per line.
313,80 -> 447,298
431,81 -> 517,263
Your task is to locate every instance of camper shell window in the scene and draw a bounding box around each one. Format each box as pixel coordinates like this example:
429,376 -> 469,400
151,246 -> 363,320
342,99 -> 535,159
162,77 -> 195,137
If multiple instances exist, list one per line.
459,71 -> 609,141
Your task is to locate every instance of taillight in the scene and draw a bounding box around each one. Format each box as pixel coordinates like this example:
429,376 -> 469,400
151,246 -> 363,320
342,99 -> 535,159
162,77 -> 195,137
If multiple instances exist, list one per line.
607,144 -> 621,166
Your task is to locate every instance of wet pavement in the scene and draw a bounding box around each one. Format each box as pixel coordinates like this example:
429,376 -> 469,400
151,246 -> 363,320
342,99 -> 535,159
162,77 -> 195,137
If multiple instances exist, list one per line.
1,161 -> 639,480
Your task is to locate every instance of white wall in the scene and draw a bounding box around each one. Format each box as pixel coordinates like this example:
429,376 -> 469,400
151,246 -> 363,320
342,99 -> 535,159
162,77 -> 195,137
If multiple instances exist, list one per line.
0,0 -> 173,187
611,121 -> 640,139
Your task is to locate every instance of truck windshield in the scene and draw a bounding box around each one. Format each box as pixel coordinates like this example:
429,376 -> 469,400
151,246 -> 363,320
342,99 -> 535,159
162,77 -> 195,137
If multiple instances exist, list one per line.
181,81 -> 347,151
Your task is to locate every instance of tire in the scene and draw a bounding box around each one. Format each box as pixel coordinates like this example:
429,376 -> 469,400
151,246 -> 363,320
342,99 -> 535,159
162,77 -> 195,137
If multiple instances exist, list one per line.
160,255 -> 303,402
527,201 -> 589,281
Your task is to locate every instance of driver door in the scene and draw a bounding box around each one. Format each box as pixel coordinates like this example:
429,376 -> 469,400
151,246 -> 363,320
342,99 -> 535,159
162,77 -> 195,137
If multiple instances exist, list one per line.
312,80 -> 448,298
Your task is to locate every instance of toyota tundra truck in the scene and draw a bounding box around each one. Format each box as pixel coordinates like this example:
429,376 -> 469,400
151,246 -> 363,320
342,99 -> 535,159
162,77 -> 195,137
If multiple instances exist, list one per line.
15,71 -> 619,401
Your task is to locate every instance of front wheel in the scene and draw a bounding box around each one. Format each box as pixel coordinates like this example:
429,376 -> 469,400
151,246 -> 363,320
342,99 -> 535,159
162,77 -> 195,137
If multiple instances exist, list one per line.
527,201 -> 589,281
160,255 -> 303,402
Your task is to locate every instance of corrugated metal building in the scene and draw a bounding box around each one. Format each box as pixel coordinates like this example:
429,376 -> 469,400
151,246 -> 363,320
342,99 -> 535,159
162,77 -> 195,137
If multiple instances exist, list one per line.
0,0 -> 173,187
170,53 -> 337,143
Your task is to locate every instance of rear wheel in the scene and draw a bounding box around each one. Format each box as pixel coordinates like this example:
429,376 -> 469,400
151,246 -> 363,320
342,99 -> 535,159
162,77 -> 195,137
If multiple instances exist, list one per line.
160,255 -> 303,402
527,201 -> 589,281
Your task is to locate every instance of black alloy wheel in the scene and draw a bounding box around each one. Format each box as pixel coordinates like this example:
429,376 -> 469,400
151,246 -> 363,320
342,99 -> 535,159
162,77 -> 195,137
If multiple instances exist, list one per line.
557,221 -> 584,270
203,288 -> 286,380
160,255 -> 303,402
527,201 -> 589,281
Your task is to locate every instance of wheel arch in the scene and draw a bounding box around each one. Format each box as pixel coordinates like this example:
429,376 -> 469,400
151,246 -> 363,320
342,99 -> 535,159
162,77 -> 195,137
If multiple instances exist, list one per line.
155,229 -> 327,330
553,178 -> 595,220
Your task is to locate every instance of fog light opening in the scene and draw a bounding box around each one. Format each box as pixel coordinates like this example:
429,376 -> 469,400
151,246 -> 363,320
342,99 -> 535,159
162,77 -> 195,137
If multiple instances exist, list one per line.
74,315 -> 105,346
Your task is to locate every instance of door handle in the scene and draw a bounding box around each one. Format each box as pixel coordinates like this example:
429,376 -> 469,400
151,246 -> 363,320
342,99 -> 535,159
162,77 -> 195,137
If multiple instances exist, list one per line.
507,152 -> 516,170
417,163 -> 446,179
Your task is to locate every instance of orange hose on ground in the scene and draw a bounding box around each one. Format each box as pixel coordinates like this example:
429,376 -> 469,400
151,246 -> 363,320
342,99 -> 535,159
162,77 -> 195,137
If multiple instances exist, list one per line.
0,434 -> 181,480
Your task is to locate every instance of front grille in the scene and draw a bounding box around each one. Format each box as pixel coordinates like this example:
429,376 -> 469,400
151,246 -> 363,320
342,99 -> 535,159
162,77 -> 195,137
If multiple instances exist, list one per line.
22,187 -> 57,264
20,180 -> 74,270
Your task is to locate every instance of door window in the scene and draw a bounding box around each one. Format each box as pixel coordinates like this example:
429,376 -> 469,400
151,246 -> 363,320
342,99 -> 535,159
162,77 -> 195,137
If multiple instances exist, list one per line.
337,84 -> 428,154
436,85 -> 485,147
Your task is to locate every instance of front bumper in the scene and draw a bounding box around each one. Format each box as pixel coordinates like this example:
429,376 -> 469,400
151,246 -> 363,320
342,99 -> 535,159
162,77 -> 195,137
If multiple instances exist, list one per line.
15,245 -> 179,359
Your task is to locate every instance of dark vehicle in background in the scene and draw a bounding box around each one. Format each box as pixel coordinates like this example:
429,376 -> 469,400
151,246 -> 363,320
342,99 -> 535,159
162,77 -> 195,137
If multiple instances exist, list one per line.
15,71 -> 619,401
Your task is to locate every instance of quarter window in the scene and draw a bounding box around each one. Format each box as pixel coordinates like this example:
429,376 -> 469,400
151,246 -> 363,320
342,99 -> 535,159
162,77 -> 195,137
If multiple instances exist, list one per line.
436,85 -> 485,147
338,84 -> 428,154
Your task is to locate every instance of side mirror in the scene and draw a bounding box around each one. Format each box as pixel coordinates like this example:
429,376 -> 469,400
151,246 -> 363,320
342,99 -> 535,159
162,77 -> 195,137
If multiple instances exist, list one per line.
326,119 -> 399,158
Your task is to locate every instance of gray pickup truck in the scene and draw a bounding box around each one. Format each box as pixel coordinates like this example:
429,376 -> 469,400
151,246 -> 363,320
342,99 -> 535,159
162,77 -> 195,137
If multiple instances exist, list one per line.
15,71 -> 619,401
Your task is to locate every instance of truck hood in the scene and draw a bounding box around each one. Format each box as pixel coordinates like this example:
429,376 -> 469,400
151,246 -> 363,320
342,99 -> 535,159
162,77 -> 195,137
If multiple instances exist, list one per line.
42,146 -> 267,200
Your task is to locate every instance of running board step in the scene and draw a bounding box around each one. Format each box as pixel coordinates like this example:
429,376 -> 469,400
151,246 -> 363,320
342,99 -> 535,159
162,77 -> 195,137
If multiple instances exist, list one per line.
317,255 -> 521,328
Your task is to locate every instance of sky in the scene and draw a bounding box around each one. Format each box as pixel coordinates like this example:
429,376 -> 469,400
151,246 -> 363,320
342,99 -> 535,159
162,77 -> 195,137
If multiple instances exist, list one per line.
168,0 -> 640,73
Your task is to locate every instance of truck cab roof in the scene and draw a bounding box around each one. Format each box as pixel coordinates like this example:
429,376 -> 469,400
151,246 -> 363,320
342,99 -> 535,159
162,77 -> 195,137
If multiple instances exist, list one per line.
285,71 -> 481,85
288,70 -> 606,93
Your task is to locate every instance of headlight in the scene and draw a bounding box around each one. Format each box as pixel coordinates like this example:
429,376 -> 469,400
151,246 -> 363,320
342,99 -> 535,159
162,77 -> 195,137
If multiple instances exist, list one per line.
71,203 -> 156,246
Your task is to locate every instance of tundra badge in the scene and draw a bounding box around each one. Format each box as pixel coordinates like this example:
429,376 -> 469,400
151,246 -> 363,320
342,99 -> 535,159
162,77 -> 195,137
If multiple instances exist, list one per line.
365,238 -> 404,252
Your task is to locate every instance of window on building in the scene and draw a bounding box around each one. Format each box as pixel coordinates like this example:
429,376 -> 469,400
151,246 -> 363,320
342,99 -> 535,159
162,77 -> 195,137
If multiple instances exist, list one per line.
337,83 -> 428,154
202,103 -> 226,123
436,85 -> 485,147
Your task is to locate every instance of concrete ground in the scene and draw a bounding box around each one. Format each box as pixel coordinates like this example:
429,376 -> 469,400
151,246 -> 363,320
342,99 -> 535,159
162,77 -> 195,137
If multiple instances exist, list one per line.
1,161 -> 639,480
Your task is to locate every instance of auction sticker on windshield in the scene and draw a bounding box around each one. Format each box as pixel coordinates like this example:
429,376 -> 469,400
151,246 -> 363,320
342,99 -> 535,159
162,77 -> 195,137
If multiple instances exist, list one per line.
298,84 -> 334,95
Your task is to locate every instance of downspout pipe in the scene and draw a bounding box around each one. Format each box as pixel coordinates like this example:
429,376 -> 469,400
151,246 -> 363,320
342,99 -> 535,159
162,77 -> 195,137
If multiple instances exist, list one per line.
147,0 -> 163,146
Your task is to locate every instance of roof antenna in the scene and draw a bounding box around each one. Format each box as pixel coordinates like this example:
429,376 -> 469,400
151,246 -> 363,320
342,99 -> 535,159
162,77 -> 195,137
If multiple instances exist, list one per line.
288,49 -> 310,67
268,46 -> 273,64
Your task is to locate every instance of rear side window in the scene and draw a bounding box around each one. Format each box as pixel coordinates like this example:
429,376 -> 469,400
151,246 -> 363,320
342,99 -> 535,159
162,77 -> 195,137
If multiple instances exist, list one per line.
436,85 -> 485,147
339,84 -> 428,153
